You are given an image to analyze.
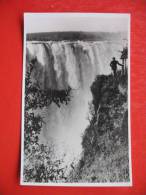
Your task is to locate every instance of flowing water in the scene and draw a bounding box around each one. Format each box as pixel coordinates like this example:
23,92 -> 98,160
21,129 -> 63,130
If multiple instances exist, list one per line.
26,40 -> 124,174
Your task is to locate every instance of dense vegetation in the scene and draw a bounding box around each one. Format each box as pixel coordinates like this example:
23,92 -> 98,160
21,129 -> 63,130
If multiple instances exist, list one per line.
23,61 -> 71,183
68,70 -> 130,182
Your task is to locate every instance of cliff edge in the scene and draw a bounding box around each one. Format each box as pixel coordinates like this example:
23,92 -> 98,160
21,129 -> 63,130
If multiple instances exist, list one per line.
68,71 -> 130,183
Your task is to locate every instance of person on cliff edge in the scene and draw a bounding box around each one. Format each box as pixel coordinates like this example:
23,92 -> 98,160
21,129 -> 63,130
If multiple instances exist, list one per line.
110,57 -> 123,77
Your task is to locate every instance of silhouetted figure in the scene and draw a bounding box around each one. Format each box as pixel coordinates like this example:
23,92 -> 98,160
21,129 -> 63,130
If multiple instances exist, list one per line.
110,57 -> 123,77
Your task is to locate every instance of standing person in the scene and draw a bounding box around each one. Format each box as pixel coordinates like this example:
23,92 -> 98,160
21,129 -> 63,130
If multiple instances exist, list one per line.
110,57 -> 123,77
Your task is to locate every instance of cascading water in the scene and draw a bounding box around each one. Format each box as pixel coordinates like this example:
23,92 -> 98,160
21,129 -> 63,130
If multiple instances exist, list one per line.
26,40 -> 124,174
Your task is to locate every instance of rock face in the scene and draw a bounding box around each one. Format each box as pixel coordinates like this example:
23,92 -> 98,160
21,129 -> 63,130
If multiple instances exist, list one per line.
68,72 -> 130,183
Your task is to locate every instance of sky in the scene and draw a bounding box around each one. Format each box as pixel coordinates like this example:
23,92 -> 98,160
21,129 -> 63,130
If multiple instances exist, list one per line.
24,13 -> 130,33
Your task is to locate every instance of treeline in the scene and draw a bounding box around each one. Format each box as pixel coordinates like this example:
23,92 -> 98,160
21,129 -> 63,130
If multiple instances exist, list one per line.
27,31 -> 127,42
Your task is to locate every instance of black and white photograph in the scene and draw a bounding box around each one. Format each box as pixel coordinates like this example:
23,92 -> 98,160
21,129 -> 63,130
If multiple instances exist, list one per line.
21,13 -> 132,186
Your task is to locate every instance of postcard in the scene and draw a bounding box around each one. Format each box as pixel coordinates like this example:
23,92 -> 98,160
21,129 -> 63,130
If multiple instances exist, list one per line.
21,13 -> 132,186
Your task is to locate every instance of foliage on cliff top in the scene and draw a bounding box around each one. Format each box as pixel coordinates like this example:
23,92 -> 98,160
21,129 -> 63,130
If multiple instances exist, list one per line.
68,71 -> 130,183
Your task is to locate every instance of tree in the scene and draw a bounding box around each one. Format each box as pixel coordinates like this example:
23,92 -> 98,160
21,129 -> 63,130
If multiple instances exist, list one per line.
23,60 -> 71,182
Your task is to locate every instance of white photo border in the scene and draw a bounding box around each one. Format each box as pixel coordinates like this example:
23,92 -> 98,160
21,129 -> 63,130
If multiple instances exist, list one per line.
20,13 -> 132,187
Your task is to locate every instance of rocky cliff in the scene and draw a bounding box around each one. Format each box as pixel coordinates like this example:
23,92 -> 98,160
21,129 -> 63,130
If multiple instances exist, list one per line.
68,71 -> 130,183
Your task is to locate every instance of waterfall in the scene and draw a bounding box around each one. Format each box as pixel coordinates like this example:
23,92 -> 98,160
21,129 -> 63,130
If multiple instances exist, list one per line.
26,40 -> 123,173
